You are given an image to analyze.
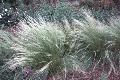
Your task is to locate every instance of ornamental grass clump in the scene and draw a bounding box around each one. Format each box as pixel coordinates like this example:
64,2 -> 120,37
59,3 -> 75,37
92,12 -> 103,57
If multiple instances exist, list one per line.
14,16 -> 73,76
69,13 -> 111,67
46,13 -> 120,80
13,12 -> 120,79
67,14 -> 120,79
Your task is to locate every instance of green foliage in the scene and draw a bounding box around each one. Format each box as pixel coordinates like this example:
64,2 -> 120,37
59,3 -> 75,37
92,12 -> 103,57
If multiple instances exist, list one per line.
28,2 -> 85,23
92,9 -> 119,24
0,30 -> 16,80
53,2 -> 74,22
0,30 -> 15,66
1,0 -> 120,79
15,18 -> 70,75
15,13 -> 120,77
68,15 -> 120,74
36,4 -> 54,21
0,3 -> 19,29
70,16 -> 108,58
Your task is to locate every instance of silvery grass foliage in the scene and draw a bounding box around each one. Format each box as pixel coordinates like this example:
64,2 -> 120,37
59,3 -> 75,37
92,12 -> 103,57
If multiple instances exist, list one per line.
60,14 -> 120,78
0,30 -> 16,80
14,15 -> 72,76
12,15 -> 89,80
0,30 -> 15,66
69,13 -> 120,78
12,11 -> 120,79
46,12 -> 120,79
0,29 -> 27,80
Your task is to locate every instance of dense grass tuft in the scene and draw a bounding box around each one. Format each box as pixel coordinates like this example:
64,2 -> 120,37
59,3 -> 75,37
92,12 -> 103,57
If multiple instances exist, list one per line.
11,12 -> 120,79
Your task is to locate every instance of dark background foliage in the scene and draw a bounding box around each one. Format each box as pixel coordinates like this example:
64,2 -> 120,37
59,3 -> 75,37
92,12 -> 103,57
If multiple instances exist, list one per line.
0,0 -> 120,30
